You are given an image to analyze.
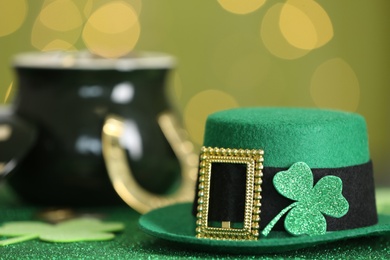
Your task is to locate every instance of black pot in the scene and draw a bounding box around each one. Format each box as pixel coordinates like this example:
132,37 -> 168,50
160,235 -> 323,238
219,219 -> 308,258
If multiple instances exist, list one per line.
5,51 -> 196,208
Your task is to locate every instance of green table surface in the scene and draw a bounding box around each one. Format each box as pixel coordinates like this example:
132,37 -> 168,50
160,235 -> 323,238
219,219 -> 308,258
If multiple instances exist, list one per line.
1,184 -> 390,259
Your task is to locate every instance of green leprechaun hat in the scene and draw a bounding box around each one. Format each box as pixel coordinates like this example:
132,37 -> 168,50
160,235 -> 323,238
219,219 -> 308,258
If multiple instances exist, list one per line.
139,107 -> 390,254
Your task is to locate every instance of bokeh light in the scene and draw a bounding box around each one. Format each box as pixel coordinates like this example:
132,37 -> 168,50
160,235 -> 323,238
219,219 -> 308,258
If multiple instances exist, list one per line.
83,0 -> 142,21
280,0 -> 333,50
82,1 -> 140,58
0,0 -> 28,37
41,39 -> 77,52
87,2 -> 137,34
31,16 -> 82,51
83,0 -> 94,18
217,0 -> 266,15
310,58 -> 360,112
261,1 -> 333,59
184,90 -> 239,145
279,4 -> 317,50
261,4 -> 310,59
126,0 -> 143,16
39,0 -> 83,32
31,0 -> 83,51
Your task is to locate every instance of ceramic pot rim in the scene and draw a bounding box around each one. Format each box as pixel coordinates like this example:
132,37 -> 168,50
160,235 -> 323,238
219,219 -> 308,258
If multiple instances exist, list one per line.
13,50 -> 176,71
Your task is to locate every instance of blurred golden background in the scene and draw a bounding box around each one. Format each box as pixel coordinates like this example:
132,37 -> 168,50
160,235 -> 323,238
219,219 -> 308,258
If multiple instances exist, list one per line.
0,0 -> 389,184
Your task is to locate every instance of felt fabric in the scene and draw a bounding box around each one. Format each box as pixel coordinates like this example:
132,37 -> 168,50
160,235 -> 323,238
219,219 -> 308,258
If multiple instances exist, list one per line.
192,161 -> 377,231
0,218 -> 124,245
139,203 -> 390,254
204,108 -> 369,168
1,187 -> 390,258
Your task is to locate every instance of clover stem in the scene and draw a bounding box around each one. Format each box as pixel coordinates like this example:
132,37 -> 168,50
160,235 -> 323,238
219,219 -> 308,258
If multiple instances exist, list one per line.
0,234 -> 39,246
261,202 -> 298,237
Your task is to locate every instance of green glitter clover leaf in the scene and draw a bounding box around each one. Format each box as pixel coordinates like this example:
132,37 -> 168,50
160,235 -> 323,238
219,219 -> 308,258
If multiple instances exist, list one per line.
0,218 -> 124,246
262,162 -> 349,237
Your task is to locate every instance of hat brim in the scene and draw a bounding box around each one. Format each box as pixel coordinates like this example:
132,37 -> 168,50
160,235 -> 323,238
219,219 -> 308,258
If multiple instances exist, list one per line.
138,203 -> 390,254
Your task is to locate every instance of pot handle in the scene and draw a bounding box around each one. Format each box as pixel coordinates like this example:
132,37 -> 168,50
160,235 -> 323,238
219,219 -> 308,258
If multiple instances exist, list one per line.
0,109 -> 37,180
102,111 -> 198,213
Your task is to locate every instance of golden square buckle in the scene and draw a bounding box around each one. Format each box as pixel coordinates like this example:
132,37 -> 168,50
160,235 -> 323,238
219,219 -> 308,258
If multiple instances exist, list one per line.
195,147 -> 264,240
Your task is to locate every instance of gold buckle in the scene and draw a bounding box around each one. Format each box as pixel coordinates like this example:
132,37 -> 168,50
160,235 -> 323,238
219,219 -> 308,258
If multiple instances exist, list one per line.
195,147 -> 264,240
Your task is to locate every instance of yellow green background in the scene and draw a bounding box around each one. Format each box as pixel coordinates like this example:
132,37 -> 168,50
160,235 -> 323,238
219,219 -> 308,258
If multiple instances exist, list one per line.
0,0 -> 389,184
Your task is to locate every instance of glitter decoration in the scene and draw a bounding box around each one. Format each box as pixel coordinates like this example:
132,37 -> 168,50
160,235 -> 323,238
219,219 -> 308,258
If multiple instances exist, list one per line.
0,218 -> 124,246
262,162 -> 349,236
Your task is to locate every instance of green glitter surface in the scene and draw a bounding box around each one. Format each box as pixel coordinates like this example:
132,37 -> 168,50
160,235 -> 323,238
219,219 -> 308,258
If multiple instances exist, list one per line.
1,186 -> 390,259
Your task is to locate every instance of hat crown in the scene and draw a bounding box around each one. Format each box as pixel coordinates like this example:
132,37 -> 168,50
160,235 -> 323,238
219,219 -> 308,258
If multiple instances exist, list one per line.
203,107 -> 369,168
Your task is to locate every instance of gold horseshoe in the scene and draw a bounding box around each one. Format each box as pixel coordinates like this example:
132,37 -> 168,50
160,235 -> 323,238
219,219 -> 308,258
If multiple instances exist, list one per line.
102,112 -> 198,213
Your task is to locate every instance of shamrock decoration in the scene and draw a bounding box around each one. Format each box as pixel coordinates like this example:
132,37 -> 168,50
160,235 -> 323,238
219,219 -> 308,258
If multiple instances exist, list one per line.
262,162 -> 349,236
0,218 -> 124,246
